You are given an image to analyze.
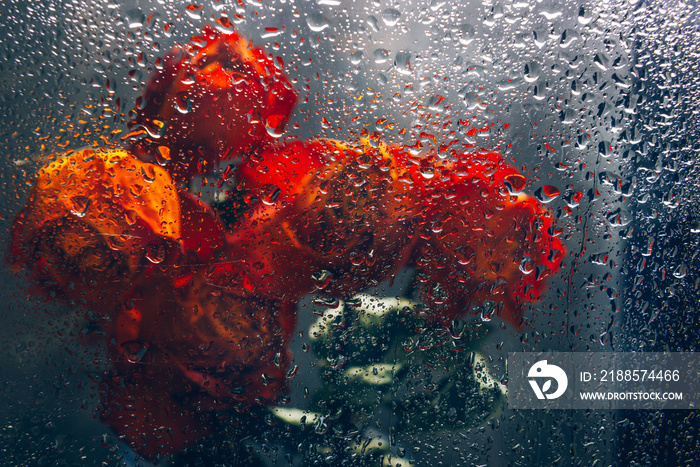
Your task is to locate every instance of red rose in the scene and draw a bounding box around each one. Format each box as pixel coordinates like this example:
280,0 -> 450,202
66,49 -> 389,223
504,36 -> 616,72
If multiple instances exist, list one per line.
129,24 -> 298,183
412,152 -> 565,328
110,266 -> 296,407
103,263 -> 296,459
237,141 -> 564,329
232,138 -> 420,299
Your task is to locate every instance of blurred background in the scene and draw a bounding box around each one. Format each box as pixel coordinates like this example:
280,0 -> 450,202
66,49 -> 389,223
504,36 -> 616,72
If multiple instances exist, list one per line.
1,0 -> 699,465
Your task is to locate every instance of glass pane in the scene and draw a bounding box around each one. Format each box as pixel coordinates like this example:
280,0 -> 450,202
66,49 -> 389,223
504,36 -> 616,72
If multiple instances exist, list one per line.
0,0 -> 697,465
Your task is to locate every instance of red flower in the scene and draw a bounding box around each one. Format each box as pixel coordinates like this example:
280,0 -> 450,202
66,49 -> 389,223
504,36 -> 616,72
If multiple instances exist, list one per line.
102,264 -> 296,459
8,148 -> 228,307
129,24 -> 298,183
109,266 -> 296,407
236,141 -> 564,329
178,189 -> 227,264
7,148 -> 182,306
231,138 -> 420,299
412,152 -> 565,328
100,359 -> 214,461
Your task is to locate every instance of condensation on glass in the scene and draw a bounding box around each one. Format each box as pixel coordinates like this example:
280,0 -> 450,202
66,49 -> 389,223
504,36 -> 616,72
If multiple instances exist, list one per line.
0,0 -> 698,465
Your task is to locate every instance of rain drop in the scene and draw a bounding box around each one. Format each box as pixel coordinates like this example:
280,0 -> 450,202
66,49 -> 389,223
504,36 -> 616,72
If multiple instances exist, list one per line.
350,50 -> 364,65
523,61 -> 541,83
394,51 -> 412,75
145,242 -> 167,264
306,13 -> 330,32
381,8 -> 401,27
121,340 -> 149,363
373,49 -> 390,64
265,115 -> 287,139
578,5 -> 593,25
503,173 -> 527,194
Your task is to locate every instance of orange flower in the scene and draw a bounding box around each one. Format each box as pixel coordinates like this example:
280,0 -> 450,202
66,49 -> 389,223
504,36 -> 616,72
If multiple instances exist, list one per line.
129,24 -> 298,183
7,148 -> 182,306
8,148 -> 229,307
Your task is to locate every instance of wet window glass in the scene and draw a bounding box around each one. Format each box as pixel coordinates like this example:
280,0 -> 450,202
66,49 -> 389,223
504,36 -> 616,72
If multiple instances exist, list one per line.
1,0 -> 698,465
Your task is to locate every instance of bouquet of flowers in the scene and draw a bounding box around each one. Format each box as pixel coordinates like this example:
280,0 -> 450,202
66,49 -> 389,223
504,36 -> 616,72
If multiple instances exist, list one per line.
7,22 -> 564,464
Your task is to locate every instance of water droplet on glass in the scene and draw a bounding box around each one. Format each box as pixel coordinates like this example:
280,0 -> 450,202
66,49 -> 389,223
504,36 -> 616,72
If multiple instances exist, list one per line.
497,77 -> 519,91
540,6 -> 563,20
367,15 -> 380,32
142,118 -> 166,139
455,245 -> 475,266
306,12 -> 330,32
105,235 -> 126,250
394,51 -> 412,75
125,9 -> 144,29
381,8 -> 401,27
286,364 -> 299,379
175,92 -> 191,114
535,185 -> 560,203
121,340 -> 149,363
607,209 -> 632,227
578,5 -> 593,25
265,115 -> 287,139
260,184 -> 281,205
523,61 -> 541,83
184,3 -> 203,20
463,93 -> 486,111
419,166 -> 435,179
261,27 -> 284,39
480,302 -> 496,322
449,319 -> 467,339
69,196 -> 91,218
503,173 -> 527,194
559,29 -> 579,49
312,296 -> 340,308
543,185 -> 561,198
313,415 -> 329,435
124,210 -> 138,226
373,48 -> 389,64
457,23 -> 475,45
141,165 -> 157,183
520,256 -> 535,275
145,242 -> 167,264
350,50 -> 364,65
560,108 -> 577,124
673,264 -> 688,279
594,52 -> 610,71
180,70 -> 196,86
156,146 -> 171,165
532,28 -> 547,48
311,270 -> 333,290
430,0 -> 446,12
